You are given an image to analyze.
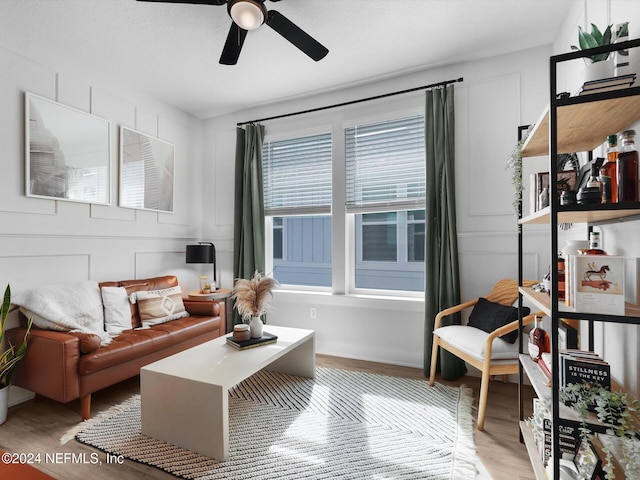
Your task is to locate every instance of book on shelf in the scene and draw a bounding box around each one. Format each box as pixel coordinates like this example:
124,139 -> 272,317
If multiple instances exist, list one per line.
226,332 -> 278,350
576,73 -> 636,96
565,254 -> 625,315
538,352 -> 552,385
560,351 -> 611,410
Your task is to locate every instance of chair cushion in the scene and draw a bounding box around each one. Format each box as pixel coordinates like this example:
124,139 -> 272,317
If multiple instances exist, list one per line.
467,297 -> 530,344
435,325 -> 519,361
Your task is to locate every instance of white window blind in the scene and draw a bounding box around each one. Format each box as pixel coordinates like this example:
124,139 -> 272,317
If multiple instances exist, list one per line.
345,115 -> 425,213
263,132 -> 332,216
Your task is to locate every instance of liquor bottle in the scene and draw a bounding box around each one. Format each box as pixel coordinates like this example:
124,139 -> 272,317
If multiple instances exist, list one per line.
528,315 -> 550,362
586,163 -> 604,192
583,231 -> 607,255
600,135 -> 618,203
617,129 -> 639,202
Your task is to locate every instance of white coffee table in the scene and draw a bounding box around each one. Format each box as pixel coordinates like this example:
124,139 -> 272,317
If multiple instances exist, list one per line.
140,325 -> 315,461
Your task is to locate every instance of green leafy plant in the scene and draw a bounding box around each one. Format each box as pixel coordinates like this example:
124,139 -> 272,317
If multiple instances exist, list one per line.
505,132 -> 528,215
571,23 -> 614,63
0,285 -> 32,389
561,383 -> 640,479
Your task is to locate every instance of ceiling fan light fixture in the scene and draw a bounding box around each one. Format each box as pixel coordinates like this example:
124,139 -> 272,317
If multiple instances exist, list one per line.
229,0 -> 265,31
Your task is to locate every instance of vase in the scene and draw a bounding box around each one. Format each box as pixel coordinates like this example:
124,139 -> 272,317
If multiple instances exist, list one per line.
560,239 -> 589,257
249,316 -> 263,338
0,384 -> 8,425
582,59 -> 614,84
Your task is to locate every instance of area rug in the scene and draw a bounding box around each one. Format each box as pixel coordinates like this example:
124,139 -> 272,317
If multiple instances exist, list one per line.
68,367 -> 477,480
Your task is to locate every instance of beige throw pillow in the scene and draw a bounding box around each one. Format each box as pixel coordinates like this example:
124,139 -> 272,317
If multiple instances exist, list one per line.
134,286 -> 189,328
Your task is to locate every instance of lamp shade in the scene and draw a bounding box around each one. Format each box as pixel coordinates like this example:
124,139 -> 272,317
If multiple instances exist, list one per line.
186,244 -> 214,264
229,0 -> 265,30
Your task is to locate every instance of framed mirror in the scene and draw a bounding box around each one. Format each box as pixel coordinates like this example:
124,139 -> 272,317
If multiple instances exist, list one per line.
25,93 -> 111,205
119,126 -> 175,213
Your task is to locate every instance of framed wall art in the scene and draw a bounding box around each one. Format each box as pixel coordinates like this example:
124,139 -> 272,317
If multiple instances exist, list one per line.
25,93 -> 111,205
119,126 -> 175,213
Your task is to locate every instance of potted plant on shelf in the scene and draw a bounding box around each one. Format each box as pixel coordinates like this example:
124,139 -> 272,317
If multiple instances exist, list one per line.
232,271 -> 278,339
560,382 -> 640,479
571,23 -> 616,83
0,284 -> 33,425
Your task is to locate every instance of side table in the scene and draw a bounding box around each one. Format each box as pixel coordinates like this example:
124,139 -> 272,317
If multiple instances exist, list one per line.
185,288 -> 233,333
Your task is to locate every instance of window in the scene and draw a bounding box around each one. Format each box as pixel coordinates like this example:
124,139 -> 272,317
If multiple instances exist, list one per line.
263,133 -> 332,287
264,113 -> 425,294
346,115 -> 426,292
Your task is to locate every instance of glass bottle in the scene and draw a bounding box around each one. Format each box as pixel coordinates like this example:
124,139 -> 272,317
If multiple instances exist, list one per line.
583,231 -> 606,255
586,163 -> 604,194
617,129 -> 639,202
528,315 -> 550,362
600,135 -> 618,203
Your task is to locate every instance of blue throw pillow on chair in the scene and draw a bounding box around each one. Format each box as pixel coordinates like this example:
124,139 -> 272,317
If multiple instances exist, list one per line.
467,297 -> 530,344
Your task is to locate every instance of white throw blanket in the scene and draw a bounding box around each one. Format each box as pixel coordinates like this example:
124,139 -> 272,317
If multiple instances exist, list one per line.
13,280 -> 112,347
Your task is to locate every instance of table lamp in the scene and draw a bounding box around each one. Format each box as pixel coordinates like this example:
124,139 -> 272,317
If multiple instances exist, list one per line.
185,242 -> 217,290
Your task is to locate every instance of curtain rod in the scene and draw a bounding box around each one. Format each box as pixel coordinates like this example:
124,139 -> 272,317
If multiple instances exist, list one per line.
236,77 -> 463,126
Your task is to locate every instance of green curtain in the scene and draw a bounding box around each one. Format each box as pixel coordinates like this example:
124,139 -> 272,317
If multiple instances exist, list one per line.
423,85 -> 466,379
233,123 -> 266,325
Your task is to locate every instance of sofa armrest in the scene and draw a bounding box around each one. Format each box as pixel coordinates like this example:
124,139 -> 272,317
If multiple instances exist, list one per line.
183,299 -> 221,317
5,328 -> 81,403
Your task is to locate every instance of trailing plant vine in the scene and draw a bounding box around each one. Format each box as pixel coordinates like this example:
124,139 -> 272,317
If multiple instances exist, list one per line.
505,131 -> 528,215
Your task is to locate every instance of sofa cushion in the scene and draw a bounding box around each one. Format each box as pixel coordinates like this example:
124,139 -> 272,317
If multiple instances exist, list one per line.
435,324 -> 519,361
119,276 -> 178,328
134,286 -> 189,328
78,315 -> 221,375
101,287 -> 132,334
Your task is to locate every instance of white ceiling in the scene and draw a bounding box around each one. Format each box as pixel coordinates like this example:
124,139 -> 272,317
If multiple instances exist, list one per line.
0,0 -> 579,119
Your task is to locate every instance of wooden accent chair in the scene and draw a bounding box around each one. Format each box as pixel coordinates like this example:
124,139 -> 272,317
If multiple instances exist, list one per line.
428,278 -> 542,430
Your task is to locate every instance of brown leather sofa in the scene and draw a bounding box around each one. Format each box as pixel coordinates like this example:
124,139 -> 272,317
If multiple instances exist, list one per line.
7,275 -> 225,419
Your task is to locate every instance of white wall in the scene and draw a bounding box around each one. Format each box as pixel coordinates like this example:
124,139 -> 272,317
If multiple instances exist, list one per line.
203,45 -> 552,369
0,44 -> 209,405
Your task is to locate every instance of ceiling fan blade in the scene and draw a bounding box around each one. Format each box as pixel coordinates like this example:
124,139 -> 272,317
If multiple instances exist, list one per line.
219,22 -> 248,65
266,10 -> 328,61
136,0 -> 226,4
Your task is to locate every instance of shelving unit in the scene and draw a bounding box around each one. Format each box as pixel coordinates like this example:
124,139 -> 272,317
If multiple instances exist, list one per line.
517,38 -> 640,480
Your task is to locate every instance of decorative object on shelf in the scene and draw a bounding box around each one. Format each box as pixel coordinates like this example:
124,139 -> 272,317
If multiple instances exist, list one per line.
0,285 -> 33,425
231,323 -> 251,342
232,271 -> 278,338
561,240 -> 589,258
186,242 -> 217,290
583,231 -> 606,255
577,161 -> 605,204
119,126 -> 175,213
528,315 -> 550,362
25,93 -> 111,205
538,186 -> 549,210
572,23 -> 615,84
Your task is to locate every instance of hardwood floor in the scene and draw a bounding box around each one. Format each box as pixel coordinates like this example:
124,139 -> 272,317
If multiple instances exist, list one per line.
0,355 -> 536,480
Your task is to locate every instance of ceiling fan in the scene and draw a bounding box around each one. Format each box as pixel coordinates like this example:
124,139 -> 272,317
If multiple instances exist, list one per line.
136,0 -> 329,65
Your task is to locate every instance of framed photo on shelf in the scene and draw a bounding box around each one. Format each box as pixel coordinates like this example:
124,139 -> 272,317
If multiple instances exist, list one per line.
119,126 -> 175,213
530,170 -> 579,212
25,92 -> 111,205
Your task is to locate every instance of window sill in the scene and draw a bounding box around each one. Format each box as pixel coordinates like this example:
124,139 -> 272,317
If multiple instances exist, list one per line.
272,289 -> 424,313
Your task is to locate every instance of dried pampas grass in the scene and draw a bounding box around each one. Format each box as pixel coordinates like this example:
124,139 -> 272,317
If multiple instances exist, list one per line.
232,271 -> 278,320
